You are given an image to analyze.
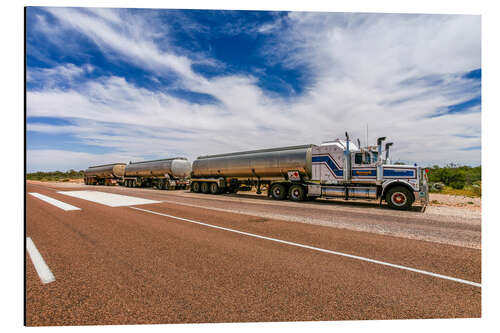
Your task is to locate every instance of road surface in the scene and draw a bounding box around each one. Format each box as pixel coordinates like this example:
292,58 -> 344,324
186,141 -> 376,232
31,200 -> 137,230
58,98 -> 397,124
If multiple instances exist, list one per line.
25,181 -> 481,326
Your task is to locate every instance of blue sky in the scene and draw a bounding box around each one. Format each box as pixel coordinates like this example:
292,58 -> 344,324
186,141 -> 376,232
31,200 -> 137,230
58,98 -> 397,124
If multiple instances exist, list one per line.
26,8 -> 481,172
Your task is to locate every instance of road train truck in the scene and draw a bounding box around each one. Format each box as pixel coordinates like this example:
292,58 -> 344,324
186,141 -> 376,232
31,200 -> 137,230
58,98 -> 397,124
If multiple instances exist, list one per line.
84,163 -> 126,186
123,157 -> 191,190
190,134 -> 429,210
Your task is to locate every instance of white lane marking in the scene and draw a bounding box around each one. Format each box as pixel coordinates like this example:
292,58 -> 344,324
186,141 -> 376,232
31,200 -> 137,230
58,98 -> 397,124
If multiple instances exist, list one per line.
130,206 -> 481,288
26,237 -> 56,284
29,192 -> 81,211
57,190 -> 160,207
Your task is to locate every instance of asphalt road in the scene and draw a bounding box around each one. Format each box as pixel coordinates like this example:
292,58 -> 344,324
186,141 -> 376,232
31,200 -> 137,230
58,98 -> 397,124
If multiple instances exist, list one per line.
25,181 -> 481,326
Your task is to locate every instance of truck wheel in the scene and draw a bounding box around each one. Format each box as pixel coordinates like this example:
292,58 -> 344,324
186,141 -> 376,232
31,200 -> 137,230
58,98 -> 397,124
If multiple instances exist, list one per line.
270,183 -> 287,200
386,186 -> 414,210
191,182 -> 200,193
209,182 -> 220,194
289,184 -> 306,202
201,182 -> 210,194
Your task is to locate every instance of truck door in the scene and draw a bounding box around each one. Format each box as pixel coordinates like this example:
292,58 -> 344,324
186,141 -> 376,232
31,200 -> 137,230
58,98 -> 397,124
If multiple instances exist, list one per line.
352,151 -> 377,182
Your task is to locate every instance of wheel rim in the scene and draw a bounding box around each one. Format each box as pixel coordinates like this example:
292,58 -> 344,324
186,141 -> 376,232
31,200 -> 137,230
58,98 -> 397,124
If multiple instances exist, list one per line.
274,188 -> 281,196
292,189 -> 299,199
391,192 -> 407,206
211,184 -> 218,192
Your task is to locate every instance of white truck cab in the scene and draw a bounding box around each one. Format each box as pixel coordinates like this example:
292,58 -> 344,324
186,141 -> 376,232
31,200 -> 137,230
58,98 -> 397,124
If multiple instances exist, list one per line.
309,134 -> 429,210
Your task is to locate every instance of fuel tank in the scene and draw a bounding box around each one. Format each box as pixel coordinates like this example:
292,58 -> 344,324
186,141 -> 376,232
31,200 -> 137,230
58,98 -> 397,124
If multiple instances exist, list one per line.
124,158 -> 191,179
192,145 -> 313,180
84,163 -> 126,178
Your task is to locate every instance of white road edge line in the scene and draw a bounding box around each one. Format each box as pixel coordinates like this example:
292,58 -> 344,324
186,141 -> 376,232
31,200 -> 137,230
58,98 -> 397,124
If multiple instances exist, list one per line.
29,192 -> 81,211
130,206 -> 481,288
26,237 -> 56,284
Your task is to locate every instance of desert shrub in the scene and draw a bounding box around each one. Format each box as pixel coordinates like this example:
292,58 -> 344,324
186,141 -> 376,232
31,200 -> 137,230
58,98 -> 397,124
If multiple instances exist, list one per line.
27,170 -> 85,181
471,181 -> 481,196
450,181 -> 465,189
427,164 -> 480,189
430,182 -> 445,192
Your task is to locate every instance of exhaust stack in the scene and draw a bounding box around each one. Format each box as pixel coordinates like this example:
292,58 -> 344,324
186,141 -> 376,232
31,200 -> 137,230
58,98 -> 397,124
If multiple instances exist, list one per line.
343,132 -> 352,184
385,142 -> 393,164
376,137 -> 386,184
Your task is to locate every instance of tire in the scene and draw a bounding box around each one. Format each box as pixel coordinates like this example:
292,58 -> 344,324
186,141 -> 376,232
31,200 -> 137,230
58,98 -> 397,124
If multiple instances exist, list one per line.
201,182 -> 210,194
209,182 -> 220,194
270,183 -> 287,200
385,186 -> 414,210
191,182 -> 201,193
289,184 -> 306,202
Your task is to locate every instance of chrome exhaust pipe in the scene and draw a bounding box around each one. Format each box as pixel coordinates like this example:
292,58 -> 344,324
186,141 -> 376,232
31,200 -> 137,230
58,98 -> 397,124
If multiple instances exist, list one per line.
385,142 -> 393,164
343,132 -> 352,184
376,137 -> 386,184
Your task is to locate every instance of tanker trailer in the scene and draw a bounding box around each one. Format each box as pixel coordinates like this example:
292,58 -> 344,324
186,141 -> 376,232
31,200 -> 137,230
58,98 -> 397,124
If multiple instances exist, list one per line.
123,157 -> 191,190
84,163 -> 126,186
190,134 -> 429,211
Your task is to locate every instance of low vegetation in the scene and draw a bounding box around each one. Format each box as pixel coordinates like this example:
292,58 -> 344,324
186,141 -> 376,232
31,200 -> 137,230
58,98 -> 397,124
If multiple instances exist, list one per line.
26,170 -> 84,182
426,164 -> 481,197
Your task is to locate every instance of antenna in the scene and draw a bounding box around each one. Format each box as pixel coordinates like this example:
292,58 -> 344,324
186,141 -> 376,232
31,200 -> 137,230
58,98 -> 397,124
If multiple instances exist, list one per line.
366,124 -> 368,147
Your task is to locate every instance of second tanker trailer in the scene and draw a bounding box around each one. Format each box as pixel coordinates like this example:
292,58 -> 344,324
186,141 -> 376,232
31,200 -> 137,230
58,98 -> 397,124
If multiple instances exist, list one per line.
123,157 -> 191,190
190,134 -> 429,210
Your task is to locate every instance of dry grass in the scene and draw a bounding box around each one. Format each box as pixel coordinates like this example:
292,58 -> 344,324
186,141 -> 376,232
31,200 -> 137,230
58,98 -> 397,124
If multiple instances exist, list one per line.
440,186 -> 480,198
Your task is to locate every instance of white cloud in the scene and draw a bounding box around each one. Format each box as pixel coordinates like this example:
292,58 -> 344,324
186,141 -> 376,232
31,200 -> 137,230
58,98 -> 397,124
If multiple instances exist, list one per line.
27,63 -> 94,87
27,10 -> 481,171
43,7 -> 204,85
27,150 -> 144,172
257,19 -> 282,34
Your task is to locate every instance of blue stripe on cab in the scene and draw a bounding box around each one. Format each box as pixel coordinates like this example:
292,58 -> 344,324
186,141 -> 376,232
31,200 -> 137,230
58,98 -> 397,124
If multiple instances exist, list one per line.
383,169 -> 414,177
312,155 -> 343,176
313,155 -> 415,178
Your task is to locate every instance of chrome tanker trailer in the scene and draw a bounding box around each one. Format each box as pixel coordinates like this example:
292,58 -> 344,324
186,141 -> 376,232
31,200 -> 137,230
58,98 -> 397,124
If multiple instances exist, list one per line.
84,163 -> 126,186
190,134 -> 429,210
123,157 -> 191,190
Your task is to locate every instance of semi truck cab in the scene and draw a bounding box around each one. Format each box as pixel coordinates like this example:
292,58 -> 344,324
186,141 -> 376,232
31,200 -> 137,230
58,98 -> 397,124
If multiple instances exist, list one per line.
309,135 -> 429,210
